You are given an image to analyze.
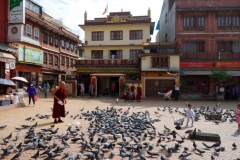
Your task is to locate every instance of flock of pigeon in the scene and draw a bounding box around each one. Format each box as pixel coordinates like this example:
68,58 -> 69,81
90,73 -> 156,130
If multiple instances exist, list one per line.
0,101 -> 240,160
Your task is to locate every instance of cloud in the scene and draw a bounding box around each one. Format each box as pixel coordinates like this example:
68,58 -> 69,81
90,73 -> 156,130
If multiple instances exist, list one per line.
36,0 -> 163,41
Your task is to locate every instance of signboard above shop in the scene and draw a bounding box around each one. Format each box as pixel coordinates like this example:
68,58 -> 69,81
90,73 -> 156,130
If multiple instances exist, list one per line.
180,62 -> 213,68
18,45 -> 43,64
10,0 -> 25,24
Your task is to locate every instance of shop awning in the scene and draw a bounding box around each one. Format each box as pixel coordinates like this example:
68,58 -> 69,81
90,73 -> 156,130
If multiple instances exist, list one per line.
0,43 -> 17,52
182,70 -> 240,76
90,73 -> 126,77
0,52 -> 16,59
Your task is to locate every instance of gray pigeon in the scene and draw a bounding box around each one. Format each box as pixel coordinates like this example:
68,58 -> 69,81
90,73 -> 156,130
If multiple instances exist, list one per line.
161,155 -> 169,160
76,152 -> 82,159
11,148 -> 23,160
31,150 -> 40,159
178,153 -> 191,159
15,133 -> 20,141
5,133 -> 12,139
63,151 -> 71,157
24,142 -> 34,151
0,125 -> 7,129
7,142 -> 16,149
1,148 -> 11,156
196,148 -> 205,155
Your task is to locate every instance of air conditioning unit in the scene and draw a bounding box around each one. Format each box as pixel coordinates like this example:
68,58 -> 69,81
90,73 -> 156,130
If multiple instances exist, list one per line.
85,40 -> 88,45
9,62 -> 15,69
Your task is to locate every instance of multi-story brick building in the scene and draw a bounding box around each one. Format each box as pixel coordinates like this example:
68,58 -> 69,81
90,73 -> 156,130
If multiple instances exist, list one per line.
4,0 -> 81,89
157,0 -> 240,96
77,10 -> 155,98
0,0 -> 18,93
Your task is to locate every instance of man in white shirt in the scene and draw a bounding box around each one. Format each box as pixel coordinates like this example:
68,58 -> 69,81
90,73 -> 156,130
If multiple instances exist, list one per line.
111,54 -> 115,59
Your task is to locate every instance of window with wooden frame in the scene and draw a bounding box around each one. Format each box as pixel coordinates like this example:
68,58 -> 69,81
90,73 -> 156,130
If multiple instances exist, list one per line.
61,56 -> 65,66
217,41 -> 232,52
183,17 -> 205,30
26,24 -> 32,38
70,59 -> 73,67
92,31 -> 104,41
70,43 -> 73,52
218,16 -> 240,28
66,41 -> 69,50
183,41 -> 205,53
233,42 -> 240,52
54,55 -> 58,66
91,50 -> 103,59
34,28 -> 39,41
49,36 -> 53,45
55,38 -> 59,48
130,50 -> 141,59
66,57 -> 69,67
43,33 -> 48,44
151,57 -> 169,68
43,53 -> 47,64
110,31 -> 123,40
62,40 -> 65,49
49,54 -> 53,65
130,30 -> 142,40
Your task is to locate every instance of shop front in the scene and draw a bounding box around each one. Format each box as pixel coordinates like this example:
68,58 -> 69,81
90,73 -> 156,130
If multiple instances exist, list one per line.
180,62 -> 240,100
141,72 -> 178,98
41,68 -> 66,91
15,63 -> 42,87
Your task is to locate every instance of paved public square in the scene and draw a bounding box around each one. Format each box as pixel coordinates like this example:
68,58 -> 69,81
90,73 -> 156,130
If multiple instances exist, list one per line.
0,94 -> 240,160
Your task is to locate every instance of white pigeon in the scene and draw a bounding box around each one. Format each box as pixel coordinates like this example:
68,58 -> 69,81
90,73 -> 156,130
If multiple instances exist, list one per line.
116,98 -> 118,104
167,72 -> 178,78
216,101 -> 220,107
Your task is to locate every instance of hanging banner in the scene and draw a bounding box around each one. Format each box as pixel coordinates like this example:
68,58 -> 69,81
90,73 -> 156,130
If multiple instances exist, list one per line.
10,0 -> 25,24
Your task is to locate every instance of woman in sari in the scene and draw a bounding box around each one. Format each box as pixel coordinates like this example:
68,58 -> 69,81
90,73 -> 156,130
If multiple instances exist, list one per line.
52,81 -> 67,123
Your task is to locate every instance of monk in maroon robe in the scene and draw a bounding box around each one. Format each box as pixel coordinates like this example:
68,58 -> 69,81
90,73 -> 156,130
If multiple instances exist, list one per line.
125,86 -> 130,102
130,83 -> 136,101
136,84 -> 142,102
52,81 -> 67,123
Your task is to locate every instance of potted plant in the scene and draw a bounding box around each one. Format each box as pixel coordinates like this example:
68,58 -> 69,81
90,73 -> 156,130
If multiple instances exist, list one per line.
209,69 -> 232,100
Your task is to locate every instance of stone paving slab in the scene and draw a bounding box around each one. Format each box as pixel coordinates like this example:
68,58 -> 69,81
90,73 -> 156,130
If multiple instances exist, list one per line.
0,95 -> 240,160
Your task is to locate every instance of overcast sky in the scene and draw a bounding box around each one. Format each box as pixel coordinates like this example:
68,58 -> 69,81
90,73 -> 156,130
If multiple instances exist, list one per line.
36,0 -> 163,42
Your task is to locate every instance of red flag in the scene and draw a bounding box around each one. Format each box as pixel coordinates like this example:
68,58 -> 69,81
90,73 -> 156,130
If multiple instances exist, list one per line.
102,4 -> 108,15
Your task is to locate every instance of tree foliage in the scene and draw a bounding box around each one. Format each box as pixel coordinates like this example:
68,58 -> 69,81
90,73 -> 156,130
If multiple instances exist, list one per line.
209,69 -> 232,82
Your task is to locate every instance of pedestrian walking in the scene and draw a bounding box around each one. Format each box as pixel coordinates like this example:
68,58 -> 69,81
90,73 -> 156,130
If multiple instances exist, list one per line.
52,81 -> 67,123
185,103 -> 195,127
136,84 -> 142,102
43,81 -> 50,98
26,83 -> 37,107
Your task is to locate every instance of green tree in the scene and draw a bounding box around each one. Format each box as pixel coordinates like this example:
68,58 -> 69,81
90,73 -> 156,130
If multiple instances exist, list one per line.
209,69 -> 232,83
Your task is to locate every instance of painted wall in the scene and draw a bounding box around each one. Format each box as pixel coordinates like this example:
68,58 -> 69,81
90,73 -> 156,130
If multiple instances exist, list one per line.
84,23 -> 150,46
141,55 -> 180,71
84,46 -> 143,59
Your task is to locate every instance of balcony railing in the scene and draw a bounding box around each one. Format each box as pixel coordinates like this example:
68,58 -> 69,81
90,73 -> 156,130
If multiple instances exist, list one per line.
75,59 -> 139,66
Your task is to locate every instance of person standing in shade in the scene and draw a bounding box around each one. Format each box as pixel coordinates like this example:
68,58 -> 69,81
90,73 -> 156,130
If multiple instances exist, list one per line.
136,84 -> 142,102
43,81 -> 50,98
89,83 -> 94,98
26,83 -> 37,107
52,81 -> 67,123
78,82 -> 85,97
174,82 -> 181,101
111,82 -> 116,97
125,86 -> 130,102
130,83 -> 136,101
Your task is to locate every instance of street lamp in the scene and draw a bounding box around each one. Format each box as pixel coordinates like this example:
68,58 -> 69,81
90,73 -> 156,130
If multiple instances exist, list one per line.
218,49 -> 224,59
